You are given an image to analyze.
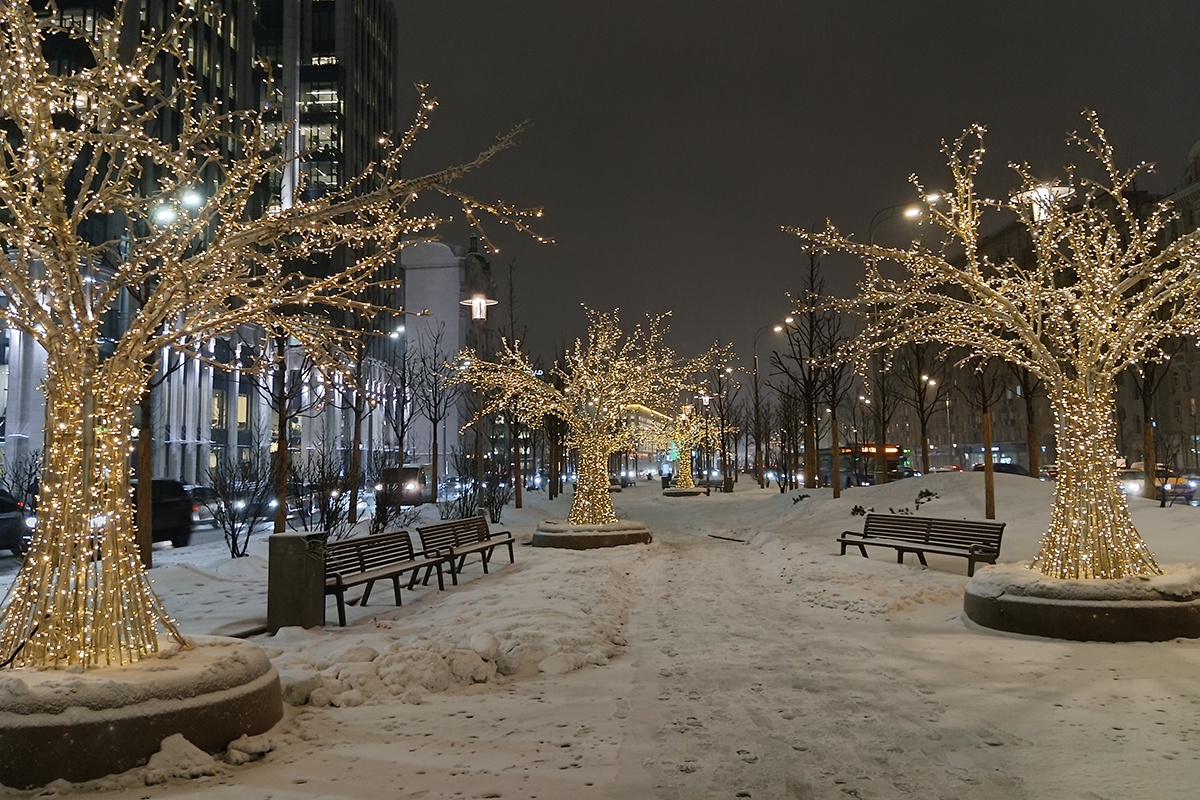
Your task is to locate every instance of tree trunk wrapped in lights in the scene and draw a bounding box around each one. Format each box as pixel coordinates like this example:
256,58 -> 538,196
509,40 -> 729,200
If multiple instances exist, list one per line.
453,310 -> 723,526
790,113 -> 1200,579
0,1 -> 543,667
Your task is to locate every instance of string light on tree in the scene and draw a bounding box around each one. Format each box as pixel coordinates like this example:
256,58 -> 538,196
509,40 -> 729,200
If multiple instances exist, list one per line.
451,309 -> 726,526
788,112 -> 1200,580
0,0 -> 545,667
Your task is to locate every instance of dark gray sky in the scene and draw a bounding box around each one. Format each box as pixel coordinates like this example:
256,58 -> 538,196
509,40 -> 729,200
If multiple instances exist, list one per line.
396,1 -> 1200,363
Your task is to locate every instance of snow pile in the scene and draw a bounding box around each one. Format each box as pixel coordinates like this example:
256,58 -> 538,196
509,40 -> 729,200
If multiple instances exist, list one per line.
0,637 -> 272,716
968,561 -> 1200,601
262,553 -> 635,709
141,734 -> 216,784
535,519 -> 650,533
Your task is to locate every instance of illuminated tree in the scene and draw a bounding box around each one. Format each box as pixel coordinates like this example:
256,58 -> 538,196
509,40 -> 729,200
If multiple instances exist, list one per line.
791,113 -> 1200,579
454,310 -> 721,525
0,2 -> 542,666
655,404 -> 723,490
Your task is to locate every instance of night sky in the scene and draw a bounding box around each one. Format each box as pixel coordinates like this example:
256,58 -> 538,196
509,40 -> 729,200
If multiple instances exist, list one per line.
396,1 -> 1200,364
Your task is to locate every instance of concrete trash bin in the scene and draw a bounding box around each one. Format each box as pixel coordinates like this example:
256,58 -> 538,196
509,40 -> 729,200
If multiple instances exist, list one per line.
268,532 -> 327,632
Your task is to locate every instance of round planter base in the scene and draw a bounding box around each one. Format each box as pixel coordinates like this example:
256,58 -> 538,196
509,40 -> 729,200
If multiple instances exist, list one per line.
662,487 -> 704,497
533,520 -> 653,549
964,563 -> 1200,642
0,636 -> 283,788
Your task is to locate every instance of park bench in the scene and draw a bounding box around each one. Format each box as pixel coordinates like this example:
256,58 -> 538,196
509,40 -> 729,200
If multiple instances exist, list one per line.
324,529 -> 450,627
837,513 -> 1005,577
416,516 -> 516,583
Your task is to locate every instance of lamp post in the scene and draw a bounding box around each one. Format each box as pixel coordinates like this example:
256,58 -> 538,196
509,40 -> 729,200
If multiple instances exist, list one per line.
700,393 -> 712,496
752,320 -> 789,488
716,366 -> 735,493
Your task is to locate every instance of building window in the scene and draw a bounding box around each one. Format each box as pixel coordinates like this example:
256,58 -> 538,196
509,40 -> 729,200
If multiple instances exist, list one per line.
237,393 -> 249,430
212,391 -> 227,430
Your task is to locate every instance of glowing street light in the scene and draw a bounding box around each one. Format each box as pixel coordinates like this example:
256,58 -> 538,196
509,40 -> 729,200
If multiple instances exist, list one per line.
461,293 -> 498,321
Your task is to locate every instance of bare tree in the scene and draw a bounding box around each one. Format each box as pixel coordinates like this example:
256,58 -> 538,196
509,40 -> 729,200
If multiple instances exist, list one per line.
1010,364 -> 1048,474
774,250 -> 830,489
206,445 -> 274,559
413,323 -> 459,504
894,343 -> 953,473
956,360 -> 1009,519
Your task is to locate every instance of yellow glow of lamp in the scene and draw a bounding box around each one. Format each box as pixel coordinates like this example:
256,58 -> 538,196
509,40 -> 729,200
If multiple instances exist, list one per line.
462,293 -> 498,320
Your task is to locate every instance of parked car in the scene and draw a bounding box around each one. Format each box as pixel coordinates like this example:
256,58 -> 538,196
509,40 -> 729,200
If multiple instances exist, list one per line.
1038,464 -> 1058,481
130,479 -> 194,547
0,489 -> 34,557
972,462 -> 1031,476
930,465 -> 963,473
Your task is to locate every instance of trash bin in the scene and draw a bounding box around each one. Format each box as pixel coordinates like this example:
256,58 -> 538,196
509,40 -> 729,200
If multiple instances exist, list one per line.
661,476 -> 671,489
268,532 -> 326,632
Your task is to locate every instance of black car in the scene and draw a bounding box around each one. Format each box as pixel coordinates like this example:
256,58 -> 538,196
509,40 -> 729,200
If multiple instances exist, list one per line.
972,462 -> 1031,476
0,489 -> 32,556
131,479 -> 194,547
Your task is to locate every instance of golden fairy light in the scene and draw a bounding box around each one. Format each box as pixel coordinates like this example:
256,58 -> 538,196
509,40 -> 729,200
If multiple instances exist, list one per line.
452,309 -> 725,526
0,0 -> 544,667
789,113 -> 1200,580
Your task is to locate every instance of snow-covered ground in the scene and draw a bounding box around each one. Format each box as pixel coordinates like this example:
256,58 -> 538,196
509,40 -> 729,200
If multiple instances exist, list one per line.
3,472 -> 1200,798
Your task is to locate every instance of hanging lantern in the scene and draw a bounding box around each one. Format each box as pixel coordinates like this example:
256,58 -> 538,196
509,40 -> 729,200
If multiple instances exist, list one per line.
461,293 -> 498,320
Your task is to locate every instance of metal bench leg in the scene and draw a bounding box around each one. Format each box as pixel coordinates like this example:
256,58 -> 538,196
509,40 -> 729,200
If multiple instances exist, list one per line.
335,591 -> 347,627
505,541 -> 514,563
434,562 -> 445,591
480,550 -> 491,573
392,575 -> 403,606
896,550 -> 905,565
916,552 -> 928,567
361,579 -> 375,607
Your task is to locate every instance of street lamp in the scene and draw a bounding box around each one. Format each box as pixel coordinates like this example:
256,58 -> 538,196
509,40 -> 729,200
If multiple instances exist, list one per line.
867,194 -> 942,245
752,319 -> 789,488
461,294 -> 498,321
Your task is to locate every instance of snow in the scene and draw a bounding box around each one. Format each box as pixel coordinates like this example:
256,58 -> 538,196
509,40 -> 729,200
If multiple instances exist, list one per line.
0,637 -> 272,716
2,471 -> 1200,798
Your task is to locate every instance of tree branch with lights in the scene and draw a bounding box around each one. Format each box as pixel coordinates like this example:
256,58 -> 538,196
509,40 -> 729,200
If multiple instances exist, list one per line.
789,112 -> 1200,579
453,309 -> 724,525
0,0 -> 545,667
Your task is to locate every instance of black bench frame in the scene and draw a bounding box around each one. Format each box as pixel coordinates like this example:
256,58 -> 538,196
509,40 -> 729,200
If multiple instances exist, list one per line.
837,513 -> 1005,577
324,529 -> 450,626
416,516 -> 515,583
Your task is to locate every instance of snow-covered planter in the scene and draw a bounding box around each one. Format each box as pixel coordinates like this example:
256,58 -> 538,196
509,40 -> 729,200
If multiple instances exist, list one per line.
964,563 -> 1200,642
532,519 -> 652,549
0,637 -> 282,788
